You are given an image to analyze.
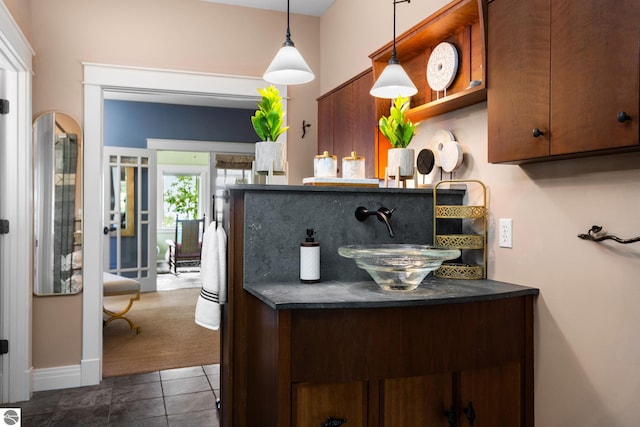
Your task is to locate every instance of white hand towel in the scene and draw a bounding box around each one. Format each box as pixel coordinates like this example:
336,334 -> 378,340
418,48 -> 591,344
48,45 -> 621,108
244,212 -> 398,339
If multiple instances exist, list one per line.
195,221 -> 221,330
217,224 -> 228,304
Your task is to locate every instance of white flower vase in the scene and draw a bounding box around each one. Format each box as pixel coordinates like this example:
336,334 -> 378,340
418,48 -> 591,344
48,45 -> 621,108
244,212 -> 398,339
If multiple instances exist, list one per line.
387,148 -> 415,179
255,141 -> 286,175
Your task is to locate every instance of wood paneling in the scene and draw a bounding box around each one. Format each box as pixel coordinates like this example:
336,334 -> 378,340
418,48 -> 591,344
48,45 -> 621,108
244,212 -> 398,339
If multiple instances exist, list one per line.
317,69 -> 377,177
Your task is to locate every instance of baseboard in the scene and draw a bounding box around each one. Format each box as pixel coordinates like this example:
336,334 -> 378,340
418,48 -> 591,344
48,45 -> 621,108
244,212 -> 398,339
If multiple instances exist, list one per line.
32,365 -> 82,392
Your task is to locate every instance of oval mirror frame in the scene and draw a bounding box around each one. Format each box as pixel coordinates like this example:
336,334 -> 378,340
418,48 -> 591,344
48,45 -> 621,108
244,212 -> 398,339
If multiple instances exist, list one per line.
33,112 -> 83,295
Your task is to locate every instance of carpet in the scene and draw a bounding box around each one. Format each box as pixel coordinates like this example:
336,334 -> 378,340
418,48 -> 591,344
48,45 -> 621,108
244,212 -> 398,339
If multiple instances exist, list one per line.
102,287 -> 219,378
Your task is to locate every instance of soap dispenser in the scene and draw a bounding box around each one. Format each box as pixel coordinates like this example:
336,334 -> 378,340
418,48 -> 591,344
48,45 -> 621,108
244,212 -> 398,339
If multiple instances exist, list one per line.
300,228 -> 320,283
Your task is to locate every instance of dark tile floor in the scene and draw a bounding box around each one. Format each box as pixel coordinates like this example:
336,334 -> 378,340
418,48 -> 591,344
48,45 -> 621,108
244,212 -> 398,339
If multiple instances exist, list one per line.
1,364 -> 220,427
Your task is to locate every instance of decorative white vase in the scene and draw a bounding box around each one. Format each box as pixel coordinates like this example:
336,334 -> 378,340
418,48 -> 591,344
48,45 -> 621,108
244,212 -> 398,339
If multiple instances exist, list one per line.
387,148 -> 415,178
255,141 -> 286,174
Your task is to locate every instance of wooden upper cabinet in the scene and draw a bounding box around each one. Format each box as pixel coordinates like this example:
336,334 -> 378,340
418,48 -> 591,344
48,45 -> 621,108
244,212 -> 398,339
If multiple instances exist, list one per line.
488,0 -> 640,163
317,69 -> 376,177
317,90 -> 335,159
551,1 -> 639,155
487,0 -> 550,162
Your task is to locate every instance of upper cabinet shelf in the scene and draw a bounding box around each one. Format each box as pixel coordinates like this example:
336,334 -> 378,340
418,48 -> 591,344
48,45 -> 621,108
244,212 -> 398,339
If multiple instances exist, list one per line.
369,0 -> 487,122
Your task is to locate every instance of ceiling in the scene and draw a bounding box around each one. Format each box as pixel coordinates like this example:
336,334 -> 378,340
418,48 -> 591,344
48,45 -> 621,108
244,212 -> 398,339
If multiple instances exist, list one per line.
200,0 -> 335,17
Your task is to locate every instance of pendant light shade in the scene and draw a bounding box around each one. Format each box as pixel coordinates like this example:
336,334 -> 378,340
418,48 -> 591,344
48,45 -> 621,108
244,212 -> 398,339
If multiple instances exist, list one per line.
370,0 -> 417,99
263,45 -> 314,85
263,0 -> 315,85
370,61 -> 417,98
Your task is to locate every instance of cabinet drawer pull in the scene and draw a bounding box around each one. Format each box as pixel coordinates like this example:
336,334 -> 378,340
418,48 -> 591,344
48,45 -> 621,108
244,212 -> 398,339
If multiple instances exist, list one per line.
532,128 -> 545,138
617,111 -> 631,123
445,406 -> 457,426
321,416 -> 347,427
463,401 -> 476,425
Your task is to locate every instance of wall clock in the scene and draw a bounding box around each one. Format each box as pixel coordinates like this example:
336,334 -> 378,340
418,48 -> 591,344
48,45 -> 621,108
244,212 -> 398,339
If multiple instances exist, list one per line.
426,42 -> 459,92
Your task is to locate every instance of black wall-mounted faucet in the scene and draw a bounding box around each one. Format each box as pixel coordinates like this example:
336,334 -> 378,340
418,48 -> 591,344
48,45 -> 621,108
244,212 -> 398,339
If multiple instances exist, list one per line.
355,206 -> 396,238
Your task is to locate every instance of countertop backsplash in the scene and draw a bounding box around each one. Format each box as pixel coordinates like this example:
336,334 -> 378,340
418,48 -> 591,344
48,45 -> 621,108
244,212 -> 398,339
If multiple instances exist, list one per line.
231,185 -> 464,283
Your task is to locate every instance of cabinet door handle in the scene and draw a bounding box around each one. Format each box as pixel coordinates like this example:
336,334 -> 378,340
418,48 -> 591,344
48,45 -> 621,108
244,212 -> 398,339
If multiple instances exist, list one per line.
444,405 -> 457,426
617,111 -> 631,123
463,401 -> 476,425
321,416 -> 347,427
532,128 -> 545,138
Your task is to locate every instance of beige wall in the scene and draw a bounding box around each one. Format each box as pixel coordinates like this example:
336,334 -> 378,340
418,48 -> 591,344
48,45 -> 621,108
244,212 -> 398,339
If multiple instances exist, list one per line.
321,1 -> 640,426
27,0 -> 320,368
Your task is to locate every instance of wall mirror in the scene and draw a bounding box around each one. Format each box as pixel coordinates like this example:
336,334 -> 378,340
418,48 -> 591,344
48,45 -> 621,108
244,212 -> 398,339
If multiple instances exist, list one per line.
33,112 -> 83,295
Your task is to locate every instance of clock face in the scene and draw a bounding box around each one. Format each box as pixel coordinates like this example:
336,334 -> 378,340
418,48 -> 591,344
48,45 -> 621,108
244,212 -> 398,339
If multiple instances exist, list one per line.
426,42 -> 459,92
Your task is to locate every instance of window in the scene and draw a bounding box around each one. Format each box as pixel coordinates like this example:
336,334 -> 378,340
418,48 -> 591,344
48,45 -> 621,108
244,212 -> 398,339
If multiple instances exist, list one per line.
157,164 -> 209,231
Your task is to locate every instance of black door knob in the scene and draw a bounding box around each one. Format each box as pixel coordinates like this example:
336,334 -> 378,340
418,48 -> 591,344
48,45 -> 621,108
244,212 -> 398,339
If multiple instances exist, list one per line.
617,111 -> 631,123
532,128 -> 545,138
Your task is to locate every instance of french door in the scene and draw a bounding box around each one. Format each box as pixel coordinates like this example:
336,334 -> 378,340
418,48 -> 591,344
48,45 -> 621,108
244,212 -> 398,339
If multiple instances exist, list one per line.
103,147 -> 157,292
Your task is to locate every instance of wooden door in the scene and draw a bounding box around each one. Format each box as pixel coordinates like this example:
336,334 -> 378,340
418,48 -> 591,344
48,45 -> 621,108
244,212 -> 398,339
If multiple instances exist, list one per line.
293,381 -> 368,427
550,0 -> 640,155
333,84 -> 355,175
351,69 -> 376,178
487,0 -> 550,163
382,373 -> 453,427
318,92 -> 335,157
317,70 -> 377,177
457,362 -> 522,427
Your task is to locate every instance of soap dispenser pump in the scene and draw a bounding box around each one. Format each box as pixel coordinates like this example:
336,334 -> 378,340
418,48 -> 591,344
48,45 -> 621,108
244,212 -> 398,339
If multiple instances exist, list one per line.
300,228 -> 320,283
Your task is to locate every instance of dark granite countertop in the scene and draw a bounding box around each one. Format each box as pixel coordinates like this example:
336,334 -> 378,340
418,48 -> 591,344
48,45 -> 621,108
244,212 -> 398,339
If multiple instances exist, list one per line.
245,277 -> 539,310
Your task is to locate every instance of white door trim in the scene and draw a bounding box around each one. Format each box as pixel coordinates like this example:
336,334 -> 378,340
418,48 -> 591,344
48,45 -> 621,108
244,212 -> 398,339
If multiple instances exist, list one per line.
82,63 -> 277,383
0,2 -> 34,403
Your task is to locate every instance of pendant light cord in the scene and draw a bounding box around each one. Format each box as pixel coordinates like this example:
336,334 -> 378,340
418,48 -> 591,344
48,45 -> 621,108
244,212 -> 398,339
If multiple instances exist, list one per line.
284,0 -> 294,47
391,0 -> 410,64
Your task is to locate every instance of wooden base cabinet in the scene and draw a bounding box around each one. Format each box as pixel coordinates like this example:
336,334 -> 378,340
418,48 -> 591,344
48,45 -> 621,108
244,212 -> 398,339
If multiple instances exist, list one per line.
383,363 -> 521,427
243,293 -> 535,427
294,382 -> 367,426
382,373 -> 453,426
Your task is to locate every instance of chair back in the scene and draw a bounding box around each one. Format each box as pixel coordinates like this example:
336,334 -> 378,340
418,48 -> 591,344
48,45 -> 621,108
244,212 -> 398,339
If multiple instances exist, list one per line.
175,215 -> 205,255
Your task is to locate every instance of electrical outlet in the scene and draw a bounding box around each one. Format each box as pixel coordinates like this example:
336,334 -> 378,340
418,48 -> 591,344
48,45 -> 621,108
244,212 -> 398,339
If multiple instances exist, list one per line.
499,218 -> 513,248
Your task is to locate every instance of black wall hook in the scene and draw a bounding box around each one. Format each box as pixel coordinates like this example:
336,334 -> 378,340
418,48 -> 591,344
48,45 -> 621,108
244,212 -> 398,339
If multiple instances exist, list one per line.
578,225 -> 640,244
302,120 -> 311,138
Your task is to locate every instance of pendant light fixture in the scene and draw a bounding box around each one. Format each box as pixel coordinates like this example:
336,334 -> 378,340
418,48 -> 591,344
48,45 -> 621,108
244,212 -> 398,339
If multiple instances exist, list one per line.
263,0 -> 315,85
370,0 -> 418,99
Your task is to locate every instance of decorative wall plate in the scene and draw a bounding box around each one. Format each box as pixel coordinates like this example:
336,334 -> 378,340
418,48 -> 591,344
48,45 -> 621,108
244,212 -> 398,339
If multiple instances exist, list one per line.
430,129 -> 455,167
427,42 -> 459,92
431,129 -> 462,172
437,140 -> 463,172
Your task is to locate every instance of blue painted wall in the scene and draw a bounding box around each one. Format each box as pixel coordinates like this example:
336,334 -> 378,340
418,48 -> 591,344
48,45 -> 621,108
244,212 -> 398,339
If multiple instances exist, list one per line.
104,100 -> 257,272
104,100 -> 257,148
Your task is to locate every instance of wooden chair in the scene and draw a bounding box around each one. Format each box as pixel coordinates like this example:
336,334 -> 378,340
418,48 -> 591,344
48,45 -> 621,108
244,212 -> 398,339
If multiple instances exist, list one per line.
167,215 -> 205,274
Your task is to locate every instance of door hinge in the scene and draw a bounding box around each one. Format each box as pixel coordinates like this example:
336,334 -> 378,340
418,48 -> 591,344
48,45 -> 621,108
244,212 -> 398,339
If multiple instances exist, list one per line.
0,219 -> 8,235
0,99 -> 8,114
0,340 -> 7,355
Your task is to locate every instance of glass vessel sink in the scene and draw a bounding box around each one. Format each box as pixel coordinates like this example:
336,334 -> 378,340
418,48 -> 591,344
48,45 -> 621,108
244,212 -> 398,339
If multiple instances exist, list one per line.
338,244 -> 461,291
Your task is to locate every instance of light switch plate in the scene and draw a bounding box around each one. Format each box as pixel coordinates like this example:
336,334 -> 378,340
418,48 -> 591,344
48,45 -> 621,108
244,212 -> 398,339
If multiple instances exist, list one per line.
499,218 -> 513,248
